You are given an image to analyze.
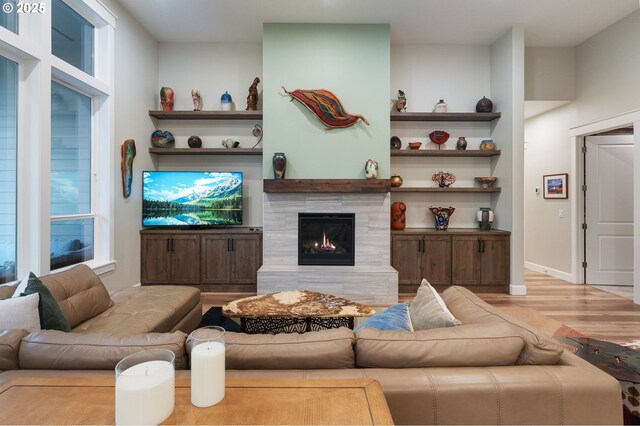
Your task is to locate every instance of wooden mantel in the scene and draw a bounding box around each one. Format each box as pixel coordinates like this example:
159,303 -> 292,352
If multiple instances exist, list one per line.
263,179 -> 391,193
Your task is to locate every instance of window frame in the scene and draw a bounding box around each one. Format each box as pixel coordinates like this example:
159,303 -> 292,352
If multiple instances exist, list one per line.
0,0 -> 116,278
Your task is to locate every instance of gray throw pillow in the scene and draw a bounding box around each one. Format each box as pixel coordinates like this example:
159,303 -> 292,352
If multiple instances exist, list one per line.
21,273 -> 71,332
410,279 -> 461,330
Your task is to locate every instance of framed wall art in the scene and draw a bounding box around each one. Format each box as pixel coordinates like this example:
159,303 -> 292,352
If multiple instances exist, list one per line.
543,173 -> 568,199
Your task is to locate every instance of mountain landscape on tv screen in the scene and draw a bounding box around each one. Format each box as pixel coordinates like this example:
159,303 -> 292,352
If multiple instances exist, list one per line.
143,171 -> 242,226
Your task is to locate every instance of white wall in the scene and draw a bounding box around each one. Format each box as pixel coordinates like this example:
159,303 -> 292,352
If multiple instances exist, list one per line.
524,104 -> 576,278
490,26 -> 526,295
98,0 -> 159,293
576,10 -> 640,124
523,10 -> 640,301
525,47 -> 575,101
390,44 -> 495,228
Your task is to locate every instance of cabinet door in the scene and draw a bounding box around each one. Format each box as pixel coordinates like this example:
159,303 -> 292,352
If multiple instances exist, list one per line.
201,235 -> 231,284
422,235 -> 451,286
479,236 -> 510,285
451,236 -> 481,285
230,234 -> 262,284
169,235 -> 200,284
141,235 -> 172,284
391,235 -> 423,286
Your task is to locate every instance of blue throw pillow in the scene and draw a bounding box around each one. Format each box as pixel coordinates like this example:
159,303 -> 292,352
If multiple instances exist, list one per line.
354,303 -> 413,332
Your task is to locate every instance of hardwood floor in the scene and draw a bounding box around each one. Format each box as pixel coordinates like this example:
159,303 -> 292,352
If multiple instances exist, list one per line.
200,269 -> 640,344
478,269 -> 640,345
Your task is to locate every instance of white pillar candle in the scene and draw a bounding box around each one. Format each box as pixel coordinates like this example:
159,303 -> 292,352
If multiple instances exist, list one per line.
115,360 -> 175,425
191,341 -> 225,407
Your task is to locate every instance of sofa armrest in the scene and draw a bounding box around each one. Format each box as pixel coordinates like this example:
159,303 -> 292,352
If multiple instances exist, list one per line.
19,330 -> 188,370
0,329 -> 28,371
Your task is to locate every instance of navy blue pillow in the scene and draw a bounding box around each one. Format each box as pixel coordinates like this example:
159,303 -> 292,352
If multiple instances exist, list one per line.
354,303 -> 413,332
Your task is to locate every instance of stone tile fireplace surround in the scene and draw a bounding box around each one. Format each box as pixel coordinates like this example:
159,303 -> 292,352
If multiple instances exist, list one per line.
258,190 -> 398,305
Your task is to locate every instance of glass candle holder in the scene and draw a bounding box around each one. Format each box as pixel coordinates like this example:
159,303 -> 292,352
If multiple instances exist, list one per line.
115,348 -> 175,425
189,326 -> 226,407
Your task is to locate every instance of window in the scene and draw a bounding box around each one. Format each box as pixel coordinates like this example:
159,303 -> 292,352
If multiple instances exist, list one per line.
0,0 -> 114,278
0,0 -> 17,33
52,0 -> 94,75
0,56 -> 17,283
50,81 -> 94,270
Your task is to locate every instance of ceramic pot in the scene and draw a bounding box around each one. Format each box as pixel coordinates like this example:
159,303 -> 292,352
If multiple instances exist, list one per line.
272,152 -> 286,179
151,130 -> 175,148
221,91 -> 232,111
480,139 -> 496,151
390,175 -> 403,187
160,87 -> 174,111
429,206 -> 455,231
188,136 -> 202,148
477,207 -> 494,231
475,96 -> 493,113
434,99 -> 447,113
365,159 -> 379,179
456,137 -> 467,150
391,202 -> 406,230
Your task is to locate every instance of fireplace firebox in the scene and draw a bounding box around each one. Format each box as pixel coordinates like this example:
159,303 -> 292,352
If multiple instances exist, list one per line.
298,213 -> 355,266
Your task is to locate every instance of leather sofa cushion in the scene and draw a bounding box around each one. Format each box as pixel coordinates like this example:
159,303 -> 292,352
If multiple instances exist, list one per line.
213,328 -> 356,370
39,265 -> 113,328
0,284 -> 16,300
19,330 -> 188,369
0,329 -> 28,371
355,323 -> 524,368
441,286 -> 564,365
72,285 -> 200,334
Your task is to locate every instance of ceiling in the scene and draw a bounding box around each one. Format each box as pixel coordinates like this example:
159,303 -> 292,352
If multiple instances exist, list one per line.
117,0 -> 638,46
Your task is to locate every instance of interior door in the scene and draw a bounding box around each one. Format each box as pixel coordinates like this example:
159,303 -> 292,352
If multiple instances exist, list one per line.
585,135 -> 634,285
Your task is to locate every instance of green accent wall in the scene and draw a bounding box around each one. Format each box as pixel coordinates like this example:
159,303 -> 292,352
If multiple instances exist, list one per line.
263,24 -> 390,179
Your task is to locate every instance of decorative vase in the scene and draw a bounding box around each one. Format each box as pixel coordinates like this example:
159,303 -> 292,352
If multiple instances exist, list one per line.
391,202 -> 406,230
395,90 -> 407,112
480,139 -> 496,151
456,137 -> 467,150
477,207 -> 494,231
475,96 -> 493,113
429,206 -> 455,231
188,136 -> 202,148
365,159 -> 379,179
160,87 -> 174,111
191,90 -> 202,111
151,130 -> 175,148
390,175 -> 403,187
221,91 -> 232,111
434,99 -> 448,113
272,152 -> 286,179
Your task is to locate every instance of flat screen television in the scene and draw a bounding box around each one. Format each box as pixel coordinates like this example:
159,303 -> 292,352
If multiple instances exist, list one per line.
142,171 -> 243,227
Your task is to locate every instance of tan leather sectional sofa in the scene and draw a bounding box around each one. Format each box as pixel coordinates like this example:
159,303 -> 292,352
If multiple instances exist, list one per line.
0,269 -> 623,425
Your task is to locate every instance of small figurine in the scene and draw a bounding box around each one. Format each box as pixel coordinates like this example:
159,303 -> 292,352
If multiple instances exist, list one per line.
246,77 -> 260,111
395,90 -> 407,112
191,90 -> 202,111
365,159 -> 379,179
160,87 -> 174,111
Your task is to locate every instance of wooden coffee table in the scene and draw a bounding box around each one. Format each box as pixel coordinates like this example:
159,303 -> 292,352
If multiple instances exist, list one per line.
223,290 -> 375,333
0,377 -> 393,425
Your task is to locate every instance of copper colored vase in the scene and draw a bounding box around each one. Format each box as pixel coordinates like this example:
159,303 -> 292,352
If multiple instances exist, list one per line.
391,202 -> 407,230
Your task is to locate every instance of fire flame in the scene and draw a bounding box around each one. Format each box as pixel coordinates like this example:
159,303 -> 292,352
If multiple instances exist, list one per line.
317,232 -> 336,252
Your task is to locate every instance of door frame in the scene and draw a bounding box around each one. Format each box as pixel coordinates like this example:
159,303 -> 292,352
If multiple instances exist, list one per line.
569,109 -> 640,304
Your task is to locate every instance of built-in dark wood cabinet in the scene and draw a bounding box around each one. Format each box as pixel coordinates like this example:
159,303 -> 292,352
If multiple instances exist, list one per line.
391,228 -> 510,293
141,228 -> 262,292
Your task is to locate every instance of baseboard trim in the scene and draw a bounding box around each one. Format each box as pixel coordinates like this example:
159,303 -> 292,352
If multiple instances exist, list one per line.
509,284 -> 527,296
525,261 -> 576,283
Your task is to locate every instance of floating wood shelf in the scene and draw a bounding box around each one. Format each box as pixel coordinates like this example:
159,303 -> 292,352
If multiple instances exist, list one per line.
149,148 -> 262,155
149,110 -> 263,120
391,187 -> 501,193
393,228 -> 511,236
391,149 -> 501,157
390,112 -> 501,122
264,179 -> 391,193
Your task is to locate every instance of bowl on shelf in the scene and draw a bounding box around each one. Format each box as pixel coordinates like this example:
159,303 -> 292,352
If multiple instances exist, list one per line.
428,130 -> 450,146
475,176 -> 497,188
407,142 -> 422,150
